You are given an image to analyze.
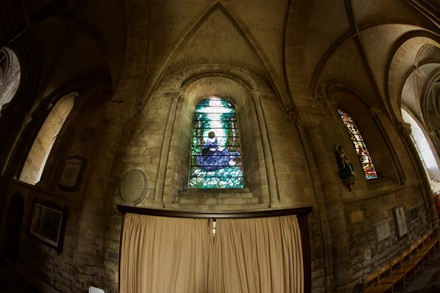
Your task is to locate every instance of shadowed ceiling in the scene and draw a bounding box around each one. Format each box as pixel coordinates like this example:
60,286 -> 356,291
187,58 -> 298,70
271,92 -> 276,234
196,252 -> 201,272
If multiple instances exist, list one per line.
1,0 -> 440,124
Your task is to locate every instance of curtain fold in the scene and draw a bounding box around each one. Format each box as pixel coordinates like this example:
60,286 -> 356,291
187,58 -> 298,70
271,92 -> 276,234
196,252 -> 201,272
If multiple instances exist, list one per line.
120,213 -> 211,293
120,213 -> 303,293
210,215 -> 303,293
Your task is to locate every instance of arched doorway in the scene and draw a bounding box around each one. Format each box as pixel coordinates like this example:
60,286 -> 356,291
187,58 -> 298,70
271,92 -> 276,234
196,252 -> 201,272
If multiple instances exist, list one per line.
3,193 -> 24,263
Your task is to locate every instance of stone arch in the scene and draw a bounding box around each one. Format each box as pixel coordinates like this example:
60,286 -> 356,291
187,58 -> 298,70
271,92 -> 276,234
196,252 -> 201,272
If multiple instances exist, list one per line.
421,68 -> 440,138
388,35 -> 440,123
402,108 -> 440,186
326,83 -> 401,184
0,35 -> 43,180
391,36 -> 440,191
181,66 -> 271,203
19,92 -> 77,184
0,47 -> 21,114
132,64 -> 286,209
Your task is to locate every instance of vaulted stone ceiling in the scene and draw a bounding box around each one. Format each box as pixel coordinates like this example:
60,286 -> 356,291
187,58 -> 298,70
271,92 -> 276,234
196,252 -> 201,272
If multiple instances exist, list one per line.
3,0 -> 440,124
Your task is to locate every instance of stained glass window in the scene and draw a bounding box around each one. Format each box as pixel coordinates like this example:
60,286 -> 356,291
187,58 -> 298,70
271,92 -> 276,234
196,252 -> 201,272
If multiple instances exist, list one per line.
338,109 -> 378,179
189,96 -> 243,188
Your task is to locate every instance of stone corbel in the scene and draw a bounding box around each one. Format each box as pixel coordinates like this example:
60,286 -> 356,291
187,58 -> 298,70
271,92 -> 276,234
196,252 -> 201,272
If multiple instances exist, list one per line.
397,121 -> 412,136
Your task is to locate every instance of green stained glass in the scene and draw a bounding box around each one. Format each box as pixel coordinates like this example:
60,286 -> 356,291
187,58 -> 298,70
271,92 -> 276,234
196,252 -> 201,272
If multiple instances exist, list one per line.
189,96 -> 243,188
338,109 -> 378,179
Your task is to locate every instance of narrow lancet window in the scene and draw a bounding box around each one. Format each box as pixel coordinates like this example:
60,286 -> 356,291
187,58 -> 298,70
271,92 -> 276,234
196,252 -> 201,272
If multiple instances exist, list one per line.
338,109 -> 378,179
189,96 -> 243,188
19,93 -> 76,184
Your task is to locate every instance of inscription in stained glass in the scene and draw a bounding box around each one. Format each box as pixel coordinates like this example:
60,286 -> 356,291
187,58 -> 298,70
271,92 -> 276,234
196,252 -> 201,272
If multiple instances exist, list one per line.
189,97 -> 243,188
338,109 -> 378,179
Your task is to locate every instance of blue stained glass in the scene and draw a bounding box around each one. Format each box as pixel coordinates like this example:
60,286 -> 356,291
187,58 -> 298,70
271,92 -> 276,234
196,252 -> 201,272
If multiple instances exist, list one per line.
338,109 -> 378,179
189,96 -> 243,188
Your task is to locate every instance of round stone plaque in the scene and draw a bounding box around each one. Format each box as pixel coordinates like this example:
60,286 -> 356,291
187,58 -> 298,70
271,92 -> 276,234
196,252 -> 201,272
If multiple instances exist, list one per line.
119,169 -> 147,205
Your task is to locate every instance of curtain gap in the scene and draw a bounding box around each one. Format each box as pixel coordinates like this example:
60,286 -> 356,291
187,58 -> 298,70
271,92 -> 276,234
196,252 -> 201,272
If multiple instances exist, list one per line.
208,218 -> 217,240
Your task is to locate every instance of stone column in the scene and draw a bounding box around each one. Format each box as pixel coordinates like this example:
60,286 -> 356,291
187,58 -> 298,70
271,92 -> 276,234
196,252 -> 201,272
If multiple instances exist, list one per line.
153,93 -> 180,207
398,122 -> 439,230
74,100 -> 131,290
369,108 -> 407,184
251,94 -> 280,207
298,108 -> 352,292
428,130 -> 440,172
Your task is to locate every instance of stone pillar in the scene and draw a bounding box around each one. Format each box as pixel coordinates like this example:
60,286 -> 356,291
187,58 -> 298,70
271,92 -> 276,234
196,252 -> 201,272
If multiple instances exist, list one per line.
153,93 -> 180,207
299,108 -> 352,292
369,108 -> 407,184
251,94 -> 280,207
73,100 -> 130,290
398,122 -> 440,230
428,130 -> 440,174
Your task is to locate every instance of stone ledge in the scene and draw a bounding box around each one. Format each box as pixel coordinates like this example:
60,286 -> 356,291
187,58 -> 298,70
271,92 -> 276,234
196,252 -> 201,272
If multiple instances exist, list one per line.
173,188 -> 262,209
168,202 -> 268,212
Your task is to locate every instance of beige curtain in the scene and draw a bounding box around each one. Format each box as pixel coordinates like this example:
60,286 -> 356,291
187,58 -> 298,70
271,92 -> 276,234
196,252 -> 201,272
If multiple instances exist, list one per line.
120,213 -> 303,293
120,213 -> 211,293
210,216 -> 303,293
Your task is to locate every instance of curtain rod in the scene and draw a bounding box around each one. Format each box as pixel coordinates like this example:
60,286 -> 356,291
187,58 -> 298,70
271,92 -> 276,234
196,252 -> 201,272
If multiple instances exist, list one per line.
117,204 -> 312,219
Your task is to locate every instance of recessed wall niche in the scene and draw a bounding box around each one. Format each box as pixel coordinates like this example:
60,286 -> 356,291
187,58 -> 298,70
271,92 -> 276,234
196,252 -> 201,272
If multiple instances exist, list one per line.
59,156 -> 86,191
171,72 -> 271,204
119,169 -> 148,206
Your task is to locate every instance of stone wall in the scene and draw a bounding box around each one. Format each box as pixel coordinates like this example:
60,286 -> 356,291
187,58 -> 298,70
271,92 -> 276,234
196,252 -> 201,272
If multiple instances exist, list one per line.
0,66 -> 437,293
346,185 -> 432,292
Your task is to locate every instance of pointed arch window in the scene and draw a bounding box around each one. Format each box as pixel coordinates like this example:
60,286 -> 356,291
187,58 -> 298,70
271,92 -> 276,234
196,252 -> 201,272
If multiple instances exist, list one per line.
0,47 -> 21,117
189,96 -> 243,188
337,109 -> 378,179
19,93 -> 76,185
402,108 -> 440,186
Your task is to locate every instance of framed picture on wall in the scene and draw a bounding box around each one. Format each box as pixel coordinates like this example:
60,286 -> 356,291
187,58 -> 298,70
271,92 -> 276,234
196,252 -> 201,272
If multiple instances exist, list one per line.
29,199 -> 68,254
58,155 -> 86,191
375,220 -> 391,242
393,206 -> 408,238
409,207 -> 419,223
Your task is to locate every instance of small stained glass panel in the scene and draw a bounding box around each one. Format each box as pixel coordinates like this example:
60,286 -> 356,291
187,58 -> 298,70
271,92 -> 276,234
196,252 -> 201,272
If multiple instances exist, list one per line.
338,109 -> 378,179
189,96 -> 243,189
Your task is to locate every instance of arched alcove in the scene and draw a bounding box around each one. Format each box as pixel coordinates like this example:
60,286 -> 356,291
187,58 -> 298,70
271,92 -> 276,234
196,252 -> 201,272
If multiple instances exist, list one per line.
3,193 -> 24,263
120,64 -> 306,210
326,84 -> 400,185
388,36 -> 440,124
402,108 -> 440,186
19,92 -> 77,185
0,47 -> 20,116
165,70 -> 272,207
396,39 -> 440,192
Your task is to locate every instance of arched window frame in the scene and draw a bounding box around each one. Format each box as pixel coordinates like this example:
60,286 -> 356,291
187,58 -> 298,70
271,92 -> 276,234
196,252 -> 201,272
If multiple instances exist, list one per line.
337,108 -> 378,180
402,108 -> 440,185
0,47 -> 21,116
19,92 -> 77,185
188,96 -> 244,189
